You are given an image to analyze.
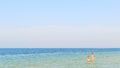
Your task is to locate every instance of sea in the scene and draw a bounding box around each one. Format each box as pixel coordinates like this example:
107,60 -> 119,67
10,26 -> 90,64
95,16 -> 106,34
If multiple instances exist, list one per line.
0,48 -> 120,68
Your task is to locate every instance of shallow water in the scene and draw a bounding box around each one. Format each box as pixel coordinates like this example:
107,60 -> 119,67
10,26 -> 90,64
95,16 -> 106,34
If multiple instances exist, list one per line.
0,48 -> 120,68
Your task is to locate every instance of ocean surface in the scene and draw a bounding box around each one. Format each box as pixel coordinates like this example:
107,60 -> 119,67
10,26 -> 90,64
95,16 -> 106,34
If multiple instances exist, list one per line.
0,48 -> 120,68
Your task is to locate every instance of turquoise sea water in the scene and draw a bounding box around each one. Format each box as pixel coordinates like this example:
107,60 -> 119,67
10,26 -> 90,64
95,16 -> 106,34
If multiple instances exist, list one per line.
0,48 -> 120,68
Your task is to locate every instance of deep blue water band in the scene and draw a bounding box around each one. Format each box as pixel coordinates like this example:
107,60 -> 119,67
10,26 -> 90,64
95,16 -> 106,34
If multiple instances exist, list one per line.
0,48 -> 120,55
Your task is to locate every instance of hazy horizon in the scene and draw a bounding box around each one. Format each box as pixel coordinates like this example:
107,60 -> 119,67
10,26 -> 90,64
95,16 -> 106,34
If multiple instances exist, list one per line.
0,0 -> 120,48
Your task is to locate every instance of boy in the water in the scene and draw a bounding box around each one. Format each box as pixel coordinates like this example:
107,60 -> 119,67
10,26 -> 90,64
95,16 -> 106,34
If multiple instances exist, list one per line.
87,56 -> 90,64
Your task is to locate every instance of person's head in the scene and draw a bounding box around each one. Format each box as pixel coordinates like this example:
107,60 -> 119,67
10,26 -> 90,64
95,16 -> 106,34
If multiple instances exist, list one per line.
92,52 -> 94,55
88,56 -> 90,58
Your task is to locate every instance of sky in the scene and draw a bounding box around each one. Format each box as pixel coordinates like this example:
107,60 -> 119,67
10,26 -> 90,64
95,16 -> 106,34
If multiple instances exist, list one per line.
0,0 -> 120,48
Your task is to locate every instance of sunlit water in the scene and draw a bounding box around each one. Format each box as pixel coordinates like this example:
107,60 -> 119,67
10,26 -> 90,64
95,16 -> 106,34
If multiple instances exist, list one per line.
0,48 -> 120,68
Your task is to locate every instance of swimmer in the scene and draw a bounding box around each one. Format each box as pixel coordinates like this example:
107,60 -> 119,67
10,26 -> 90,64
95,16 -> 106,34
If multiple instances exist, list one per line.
91,52 -> 95,64
87,56 -> 90,64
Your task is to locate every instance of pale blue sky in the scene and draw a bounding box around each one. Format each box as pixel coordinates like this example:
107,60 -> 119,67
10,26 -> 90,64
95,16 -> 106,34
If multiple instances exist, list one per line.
0,0 -> 120,47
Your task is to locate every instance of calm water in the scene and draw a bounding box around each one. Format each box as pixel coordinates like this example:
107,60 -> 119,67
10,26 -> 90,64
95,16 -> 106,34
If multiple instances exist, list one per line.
0,48 -> 120,68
